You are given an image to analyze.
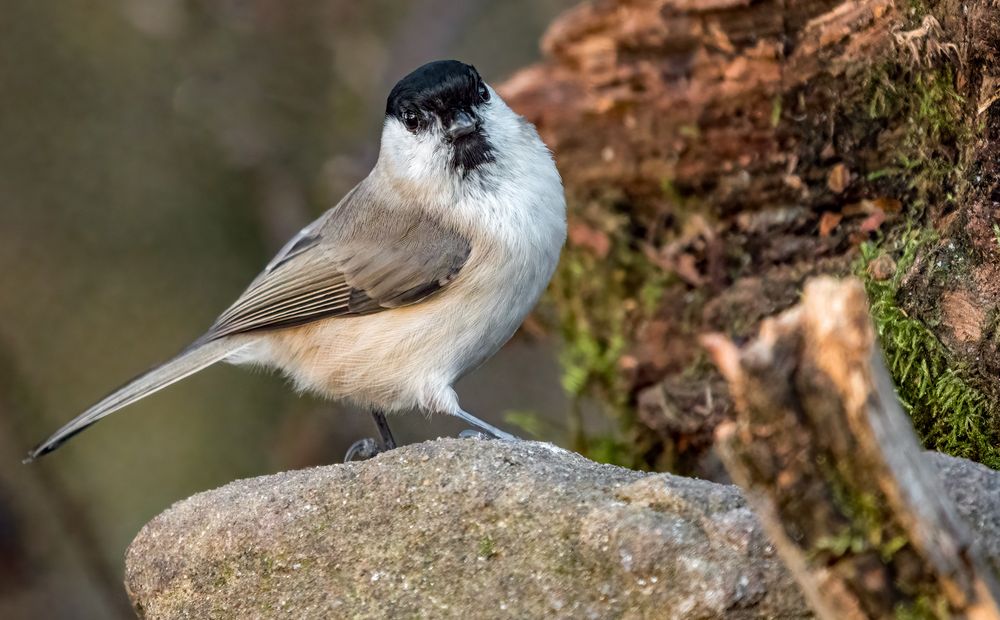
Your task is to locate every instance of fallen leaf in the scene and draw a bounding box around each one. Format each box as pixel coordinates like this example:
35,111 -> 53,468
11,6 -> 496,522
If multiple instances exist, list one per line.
867,196 -> 902,213
819,212 -> 843,237
843,197 -> 903,216
827,163 -> 851,193
859,209 -> 887,233
783,174 -> 805,191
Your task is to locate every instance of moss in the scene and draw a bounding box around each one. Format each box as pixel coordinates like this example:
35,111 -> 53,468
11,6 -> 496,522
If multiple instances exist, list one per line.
211,562 -> 235,588
544,0 -> 981,473
894,594 -> 950,620
858,230 -> 1000,469
549,194 -> 671,466
814,455 -> 901,561
770,95 -> 782,128
477,535 -> 496,559
864,64 -> 967,209
857,14 -> 1000,469
859,0 -> 972,216
812,529 -> 866,557
807,454 -> 957,617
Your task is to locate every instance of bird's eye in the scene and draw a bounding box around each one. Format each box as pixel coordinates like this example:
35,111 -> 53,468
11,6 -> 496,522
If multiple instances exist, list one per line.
402,109 -> 420,132
478,82 -> 490,103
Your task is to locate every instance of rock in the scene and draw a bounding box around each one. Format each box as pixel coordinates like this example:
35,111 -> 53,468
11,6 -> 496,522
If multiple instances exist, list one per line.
923,451 -> 1000,578
125,440 -> 1000,619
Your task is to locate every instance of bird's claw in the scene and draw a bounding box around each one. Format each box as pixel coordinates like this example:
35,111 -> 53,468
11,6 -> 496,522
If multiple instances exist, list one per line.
458,428 -> 520,441
344,437 -> 381,462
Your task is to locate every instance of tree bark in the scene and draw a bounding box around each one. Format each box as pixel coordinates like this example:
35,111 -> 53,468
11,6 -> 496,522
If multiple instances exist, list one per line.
703,277 -> 1000,619
500,0 -> 1000,473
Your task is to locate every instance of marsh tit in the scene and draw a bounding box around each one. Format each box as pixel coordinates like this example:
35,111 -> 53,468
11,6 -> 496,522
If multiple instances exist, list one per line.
26,60 -> 566,463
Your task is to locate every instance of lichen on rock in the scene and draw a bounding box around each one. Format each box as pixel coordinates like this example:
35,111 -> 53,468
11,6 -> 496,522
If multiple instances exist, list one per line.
124,440 -> 1000,619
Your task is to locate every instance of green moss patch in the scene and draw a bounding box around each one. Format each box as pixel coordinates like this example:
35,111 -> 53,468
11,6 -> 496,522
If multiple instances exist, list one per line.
864,63 -> 967,210
549,195 -> 671,466
859,231 -> 1000,469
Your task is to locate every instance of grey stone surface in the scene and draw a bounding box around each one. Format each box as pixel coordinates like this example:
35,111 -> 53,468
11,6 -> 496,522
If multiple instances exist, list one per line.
124,440 -> 1000,619
923,451 -> 1000,578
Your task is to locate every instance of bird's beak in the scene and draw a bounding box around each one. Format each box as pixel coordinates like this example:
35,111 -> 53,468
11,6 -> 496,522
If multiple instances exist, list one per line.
446,111 -> 479,141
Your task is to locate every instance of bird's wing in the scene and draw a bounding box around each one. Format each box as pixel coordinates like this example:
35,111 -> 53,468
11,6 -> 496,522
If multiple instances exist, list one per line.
205,184 -> 471,339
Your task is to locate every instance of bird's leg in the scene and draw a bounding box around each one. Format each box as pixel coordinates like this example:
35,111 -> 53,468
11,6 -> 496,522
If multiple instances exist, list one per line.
345,408 -> 517,461
452,409 -> 519,441
344,409 -> 397,462
371,409 -> 397,450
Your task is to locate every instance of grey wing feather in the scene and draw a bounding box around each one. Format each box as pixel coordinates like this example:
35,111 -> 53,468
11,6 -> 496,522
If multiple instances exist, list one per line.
24,183 -> 472,461
262,186 -> 361,273
206,183 -> 471,339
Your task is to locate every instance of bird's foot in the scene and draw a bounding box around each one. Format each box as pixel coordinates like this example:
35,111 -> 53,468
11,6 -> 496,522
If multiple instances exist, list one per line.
452,408 -> 520,442
346,410 -> 519,462
344,438 -> 382,462
344,409 -> 398,463
458,428 -> 519,441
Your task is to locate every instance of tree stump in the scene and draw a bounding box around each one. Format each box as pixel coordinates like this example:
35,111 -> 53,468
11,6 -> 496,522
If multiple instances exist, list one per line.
703,277 -> 1000,619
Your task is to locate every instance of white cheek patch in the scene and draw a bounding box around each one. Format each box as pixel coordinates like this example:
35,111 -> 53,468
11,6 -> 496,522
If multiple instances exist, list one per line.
477,89 -> 516,158
380,118 -> 452,185
377,86 -> 527,195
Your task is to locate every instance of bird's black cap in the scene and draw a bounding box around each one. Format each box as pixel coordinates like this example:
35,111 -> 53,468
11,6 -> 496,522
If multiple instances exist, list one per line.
386,60 -> 483,120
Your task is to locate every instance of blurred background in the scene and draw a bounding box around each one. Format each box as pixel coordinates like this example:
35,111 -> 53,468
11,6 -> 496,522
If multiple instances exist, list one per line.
0,1 -> 581,616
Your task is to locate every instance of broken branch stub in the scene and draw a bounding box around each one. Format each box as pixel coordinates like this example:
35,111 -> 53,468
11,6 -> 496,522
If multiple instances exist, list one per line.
702,277 -> 1000,619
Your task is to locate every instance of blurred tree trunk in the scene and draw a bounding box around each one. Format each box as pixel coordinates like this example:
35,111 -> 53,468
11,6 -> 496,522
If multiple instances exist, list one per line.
501,0 -> 1000,475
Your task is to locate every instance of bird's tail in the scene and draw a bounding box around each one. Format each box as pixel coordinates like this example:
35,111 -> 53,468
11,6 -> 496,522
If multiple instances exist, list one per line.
24,338 -> 244,462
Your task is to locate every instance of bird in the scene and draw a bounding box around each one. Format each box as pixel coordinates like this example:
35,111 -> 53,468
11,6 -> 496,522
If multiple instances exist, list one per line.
25,59 -> 566,463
